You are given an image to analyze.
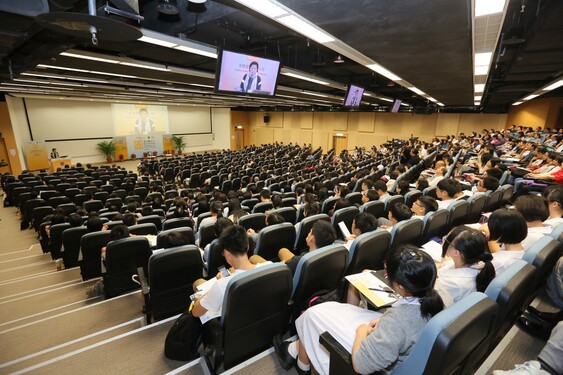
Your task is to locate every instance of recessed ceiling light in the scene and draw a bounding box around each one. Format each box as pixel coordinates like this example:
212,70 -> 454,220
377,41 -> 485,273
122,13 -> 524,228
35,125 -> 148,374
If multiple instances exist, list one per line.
277,15 -> 334,44
474,66 -> 489,75
138,36 -> 178,48
523,94 -> 539,101
474,52 -> 492,67
474,84 -> 485,93
60,52 -> 120,64
542,79 -> 563,91
282,72 -> 329,85
512,101 -> 523,106
235,0 -> 288,17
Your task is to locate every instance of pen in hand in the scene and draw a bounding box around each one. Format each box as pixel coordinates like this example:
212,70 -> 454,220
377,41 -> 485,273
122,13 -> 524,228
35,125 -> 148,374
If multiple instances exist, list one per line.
369,287 -> 394,293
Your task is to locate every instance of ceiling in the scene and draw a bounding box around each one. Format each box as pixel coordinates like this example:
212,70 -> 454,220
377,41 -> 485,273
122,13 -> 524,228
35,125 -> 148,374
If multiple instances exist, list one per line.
0,0 -> 561,113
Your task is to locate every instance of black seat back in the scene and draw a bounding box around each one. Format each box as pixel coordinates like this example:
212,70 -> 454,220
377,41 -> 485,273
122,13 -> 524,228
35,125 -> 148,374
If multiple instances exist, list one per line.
346,229 -> 390,275
294,214 -> 330,252
254,222 -> 296,260
80,231 -> 112,280
61,227 -> 89,269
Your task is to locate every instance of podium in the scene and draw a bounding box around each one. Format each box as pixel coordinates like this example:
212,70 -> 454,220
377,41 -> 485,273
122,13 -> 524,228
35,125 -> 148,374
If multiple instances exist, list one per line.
49,157 -> 72,173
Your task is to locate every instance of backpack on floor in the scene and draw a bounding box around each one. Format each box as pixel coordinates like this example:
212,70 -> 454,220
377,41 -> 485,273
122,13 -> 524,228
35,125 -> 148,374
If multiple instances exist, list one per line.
164,310 -> 202,361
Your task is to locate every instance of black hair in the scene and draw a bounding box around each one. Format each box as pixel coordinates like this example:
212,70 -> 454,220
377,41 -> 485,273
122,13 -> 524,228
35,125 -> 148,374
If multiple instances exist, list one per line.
364,190 -> 378,202
416,178 -> 429,191
362,179 -> 374,190
485,168 -> 503,180
110,225 -> 129,241
417,196 -> 438,214
303,201 -> 320,216
386,245 -> 444,319
397,180 -> 410,195
271,194 -> 283,208
389,203 -> 413,222
312,220 -> 336,248
437,178 -> 461,198
214,217 -> 235,237
259,190 -> 271,200
448,227 -> 495,292
249,61 -> 259,70
353,212 -> 378,234
68,213 -> 83,227
488,208 -> 527,244
210,200 -> 224,216
374,180 -> 387,193
141,205 -> 154,216
515,195 -> 549,222
546,186 -> 563,208
266,212 -> 284,226
122,213 -> 137,227
334,198 -> 351,211
219,225 -> 249,255
159,231 -> 191,249
481,176 -> 500,191
86,216 -> 103,232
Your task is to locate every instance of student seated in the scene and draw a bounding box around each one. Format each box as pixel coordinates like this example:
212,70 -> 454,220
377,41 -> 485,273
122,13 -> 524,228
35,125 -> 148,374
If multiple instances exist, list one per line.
411,196 -> 438,218
191,225 -> 270,318
514,195 -> 552,249
483,208 -> 528,275
544,186 -> 563,228
436,226 -> 495,302
343,212 -> 378,249
377,203 -> 413,230
277,221 -> 336,276
274,245 -> 445,375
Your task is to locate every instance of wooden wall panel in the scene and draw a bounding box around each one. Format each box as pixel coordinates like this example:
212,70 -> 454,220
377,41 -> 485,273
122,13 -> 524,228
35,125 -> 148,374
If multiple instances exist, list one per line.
299,131 -> 312,145
458,114 -> 507,135
299,112 -> 313,129
357,112 -> 375,133
332,112 -> 349,131
435,113 -> 460,136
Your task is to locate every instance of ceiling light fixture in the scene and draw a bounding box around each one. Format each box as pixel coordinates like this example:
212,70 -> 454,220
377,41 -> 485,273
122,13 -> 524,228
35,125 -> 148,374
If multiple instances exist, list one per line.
365,63 -> 401,81
512,101 -> 523,106
60,52 -> 120,64
235,0 -> 287,17
282,72 -> 330,85
523,94 -> 539,101
474,84 -> 485,93
277,15 -> 334,44
475,0 -> 506,17
407,86 -> 425,96
333,55 -> 344,64
542,79 -> 563,91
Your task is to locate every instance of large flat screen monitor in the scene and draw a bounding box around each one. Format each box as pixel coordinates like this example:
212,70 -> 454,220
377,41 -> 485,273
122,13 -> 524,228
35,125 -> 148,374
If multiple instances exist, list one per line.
343,84 -> 364,107
214,49 -> 281,97
391,99 -> 402,112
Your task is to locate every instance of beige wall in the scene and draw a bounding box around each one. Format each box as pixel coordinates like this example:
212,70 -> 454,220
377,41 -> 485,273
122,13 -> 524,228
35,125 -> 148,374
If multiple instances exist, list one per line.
506,97 -> 563,129
0,102 -> 23,175
236,111 -> 508,150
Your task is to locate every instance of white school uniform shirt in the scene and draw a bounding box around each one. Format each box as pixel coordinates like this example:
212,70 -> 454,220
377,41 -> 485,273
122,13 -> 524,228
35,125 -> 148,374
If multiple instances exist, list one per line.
437,199 -> 454,210
521,225 -> 553,249
544,217 -> 563,228
436,259 -> 479,302
492,248 -> 525,276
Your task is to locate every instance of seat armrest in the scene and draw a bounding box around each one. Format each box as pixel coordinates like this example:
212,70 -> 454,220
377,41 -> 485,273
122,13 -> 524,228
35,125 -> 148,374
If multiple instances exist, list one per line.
202,317 -> 223,371
136,267 -> 149,295
319,331 -> 356,375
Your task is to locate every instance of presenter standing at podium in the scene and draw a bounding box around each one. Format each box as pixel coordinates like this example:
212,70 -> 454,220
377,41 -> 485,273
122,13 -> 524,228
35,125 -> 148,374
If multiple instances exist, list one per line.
50,148 -> 60,159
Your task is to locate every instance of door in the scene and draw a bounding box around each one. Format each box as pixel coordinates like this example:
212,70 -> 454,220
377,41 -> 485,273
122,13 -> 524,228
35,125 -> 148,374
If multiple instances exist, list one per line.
0,138 -> 11,174
235,129 -> 244,150
333,135 -> 347,155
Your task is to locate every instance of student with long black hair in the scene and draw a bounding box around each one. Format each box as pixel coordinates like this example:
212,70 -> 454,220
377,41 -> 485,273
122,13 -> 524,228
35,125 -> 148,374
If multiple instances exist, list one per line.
274,245 -> 445,375
437,226 -> 495,302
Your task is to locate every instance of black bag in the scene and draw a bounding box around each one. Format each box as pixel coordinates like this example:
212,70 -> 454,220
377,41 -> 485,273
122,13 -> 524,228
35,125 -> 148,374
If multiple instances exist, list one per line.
307,289 -> 340,309
164,310 -> 202,361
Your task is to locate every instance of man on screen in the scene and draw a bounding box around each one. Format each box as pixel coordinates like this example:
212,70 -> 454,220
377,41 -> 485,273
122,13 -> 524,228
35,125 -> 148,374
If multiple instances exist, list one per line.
50,148 -> 60,159
349,89 -> 360,106
133,108 -> 155,135
239,61 -> 262,93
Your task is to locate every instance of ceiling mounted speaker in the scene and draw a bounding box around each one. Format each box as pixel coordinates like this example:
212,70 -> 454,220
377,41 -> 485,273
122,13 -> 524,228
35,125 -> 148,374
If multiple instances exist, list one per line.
157,0 -> 180,15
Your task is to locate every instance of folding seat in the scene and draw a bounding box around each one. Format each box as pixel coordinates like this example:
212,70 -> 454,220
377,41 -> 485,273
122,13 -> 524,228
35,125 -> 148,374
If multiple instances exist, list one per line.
345,229 -> 390,275
49,223 -> 71,260
58,202 -> 77,215
423,186 -> 437,199
345,192 -> 363,206
282,197 -> 297,208
331,206 -> 359,240
198,222 -> 217,250
321,196 -> 339,215
419,209 -> 449,246
220,180 -> 232,192
105,197 -> 123,209
156,227 -> 195,248
61,226 -> 89,269
293,213 -> 330,252
83,186 -> 98,195
64,187 -> 81,199
404,190 -> 422,208
152,208 -> 166,217
384,195 -> 404,215
206,239 -> 230,276
320,292 -> 498,375
466,193 -> 487,224
139,245 -> 204,323
137,214 -> 163,232
129,223 -> 158,236
522,236 -> 561,293
162,217 -> 194,231
241,198 -> 259,211
103,237 -> 152,299
498,184 -> 514,206
389,218 -> 423,250
447,200 -> 469,228
113,189 -> 127,200
48,195 -> 70,208
289,244 -> 348,325
83,200 -> 104,214
32,206 -> 54,233
360,200 -> 385,218
484,189 -> 504,212
162,167 -> 175,182
252,201 -> 273,214
202,264 -> 292,372
271,207 -> 297,225
484,260 -> 537,348
41,190 -> 60,201
237,213 -> 266,232
80,231 -> 112,280
94,191 -> 110,203
253,222 -> 296,260
209,174 -> 220,187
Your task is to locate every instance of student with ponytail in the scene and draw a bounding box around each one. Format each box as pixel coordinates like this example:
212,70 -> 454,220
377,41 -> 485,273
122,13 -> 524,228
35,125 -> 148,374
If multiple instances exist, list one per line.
437,226 -> 495,302
274,245 -> 445,375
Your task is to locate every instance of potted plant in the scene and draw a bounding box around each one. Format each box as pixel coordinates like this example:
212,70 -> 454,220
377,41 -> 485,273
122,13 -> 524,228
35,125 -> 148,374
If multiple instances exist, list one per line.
96,141 -> 116,163
172,135 -> 187,155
